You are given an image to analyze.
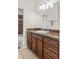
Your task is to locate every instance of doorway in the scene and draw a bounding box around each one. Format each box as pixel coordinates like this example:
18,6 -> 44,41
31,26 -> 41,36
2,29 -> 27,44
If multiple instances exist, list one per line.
18,8 -> 23,49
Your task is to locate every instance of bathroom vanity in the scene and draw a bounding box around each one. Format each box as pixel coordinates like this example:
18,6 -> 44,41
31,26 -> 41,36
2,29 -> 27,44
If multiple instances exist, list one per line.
27,29 -> 59,59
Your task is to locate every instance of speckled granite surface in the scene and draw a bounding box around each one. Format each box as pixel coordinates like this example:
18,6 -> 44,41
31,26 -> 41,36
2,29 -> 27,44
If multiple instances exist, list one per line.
28,30 -> 59,40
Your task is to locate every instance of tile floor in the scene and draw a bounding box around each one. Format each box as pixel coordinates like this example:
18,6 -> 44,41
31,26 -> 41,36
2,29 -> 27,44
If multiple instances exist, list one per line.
18,48 -> 38,59
18,34 -> 38,59
18,50 -> 23,59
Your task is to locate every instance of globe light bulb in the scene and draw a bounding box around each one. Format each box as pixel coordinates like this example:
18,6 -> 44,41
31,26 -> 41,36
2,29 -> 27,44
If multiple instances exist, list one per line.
47,2 -> 50,6
42,4 -> 45,7
40,6 -> 42,10
50,4 -> 53,8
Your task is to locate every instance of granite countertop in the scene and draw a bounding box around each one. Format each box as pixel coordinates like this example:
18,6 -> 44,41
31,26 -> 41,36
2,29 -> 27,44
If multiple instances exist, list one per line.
28,30 -> 59,40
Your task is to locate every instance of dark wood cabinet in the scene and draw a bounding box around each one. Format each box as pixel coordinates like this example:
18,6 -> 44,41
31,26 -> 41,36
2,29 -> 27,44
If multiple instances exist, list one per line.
27,31 -> 59,59
32,34 -> 43,59
43,48 -> 58,59
36,35 -> 42,59
43,48 -> 56,59
43,37 -> 59,59
27,32 -> 32,49
18,8 -> 23,34
18,15 -> 23,34
32,36 -> 37,54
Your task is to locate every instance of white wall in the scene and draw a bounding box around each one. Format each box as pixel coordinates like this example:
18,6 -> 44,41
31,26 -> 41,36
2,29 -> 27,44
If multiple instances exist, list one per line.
18,0 -> 35,48
18,0 -> 43,48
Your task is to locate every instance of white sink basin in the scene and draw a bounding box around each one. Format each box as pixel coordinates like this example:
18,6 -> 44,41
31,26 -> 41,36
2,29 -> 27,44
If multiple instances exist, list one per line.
35,31 -> 49,34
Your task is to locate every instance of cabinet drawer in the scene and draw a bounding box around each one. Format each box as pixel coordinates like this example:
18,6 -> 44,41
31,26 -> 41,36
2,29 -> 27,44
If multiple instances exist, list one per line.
27,35 -> 31,40
27,32 -> 31,36
27,38 -> 31,43
43,52 -> 52,59
44,42 -> 58,54
32,34 -> 42,40
44,37 -> 59,48
43,48 -> 58,59
27,32 -> 32,41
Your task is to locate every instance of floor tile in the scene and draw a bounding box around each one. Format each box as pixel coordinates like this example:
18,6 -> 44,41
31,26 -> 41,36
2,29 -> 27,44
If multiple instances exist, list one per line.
19,48 -> 38,59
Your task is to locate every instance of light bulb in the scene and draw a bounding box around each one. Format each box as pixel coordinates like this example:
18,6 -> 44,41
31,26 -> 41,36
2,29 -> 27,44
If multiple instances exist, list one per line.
39,5 -> 45,10
50,4 -> 53,8
42,4 -> 46,10
40,6 -> 42,10
47,2 -> 50,6
42,4 -> 45,7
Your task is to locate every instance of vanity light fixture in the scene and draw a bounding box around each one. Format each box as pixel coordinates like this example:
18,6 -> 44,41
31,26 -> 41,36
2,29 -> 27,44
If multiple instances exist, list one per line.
46,5 -> 49,9
39,0 -> 54,10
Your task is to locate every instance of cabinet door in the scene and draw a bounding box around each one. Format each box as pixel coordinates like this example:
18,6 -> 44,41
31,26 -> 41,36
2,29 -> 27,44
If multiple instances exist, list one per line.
43,48 -> 58,59
27,40 -> 32,49
43,52 -> 53,59
36,39 -> 42,59
44,37 -> 59,48
43,53 -> 58,59
27,32 -> 32,49
32,37 -> 36,54
44,42 -> 58,54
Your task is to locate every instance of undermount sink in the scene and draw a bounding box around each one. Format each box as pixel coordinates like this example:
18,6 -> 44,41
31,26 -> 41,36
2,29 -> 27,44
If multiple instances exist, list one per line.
35,30 -> 49,34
